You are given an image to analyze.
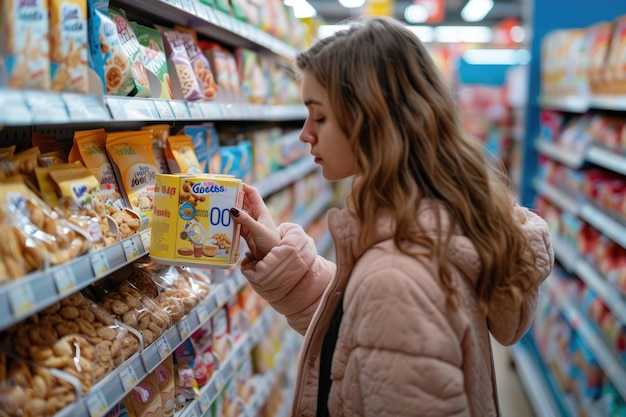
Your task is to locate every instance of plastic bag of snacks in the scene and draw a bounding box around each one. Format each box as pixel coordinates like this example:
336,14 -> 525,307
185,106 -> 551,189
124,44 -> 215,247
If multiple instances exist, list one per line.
89,274 -> 172,348
0,291 -> 140,394
0,352 -> 80,417
132,261 -> 201,324
0,176 -> 90,282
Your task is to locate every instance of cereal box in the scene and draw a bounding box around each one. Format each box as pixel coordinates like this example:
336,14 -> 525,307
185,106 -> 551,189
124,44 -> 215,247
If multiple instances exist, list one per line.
0,0 -> 51,89
150,174 -> 243,268
49,0 -> 88,92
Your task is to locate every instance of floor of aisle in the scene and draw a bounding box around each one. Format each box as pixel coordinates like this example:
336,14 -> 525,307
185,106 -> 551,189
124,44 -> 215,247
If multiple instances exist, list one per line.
492,338 -> 535,417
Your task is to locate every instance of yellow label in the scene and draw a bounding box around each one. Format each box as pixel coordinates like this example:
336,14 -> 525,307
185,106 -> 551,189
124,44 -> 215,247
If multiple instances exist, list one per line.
150,174 -> 243,267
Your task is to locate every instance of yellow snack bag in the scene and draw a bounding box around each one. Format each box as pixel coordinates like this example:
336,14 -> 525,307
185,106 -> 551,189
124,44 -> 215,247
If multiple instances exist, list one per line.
165,135 -> 202,174
141,124 -> 170,174
34,162 -> 82,207
72,128 -> 125,210
106,130 -> 158,227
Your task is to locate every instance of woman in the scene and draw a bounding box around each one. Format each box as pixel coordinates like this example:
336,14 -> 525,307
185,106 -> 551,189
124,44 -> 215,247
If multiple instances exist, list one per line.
229,16 -> 553,417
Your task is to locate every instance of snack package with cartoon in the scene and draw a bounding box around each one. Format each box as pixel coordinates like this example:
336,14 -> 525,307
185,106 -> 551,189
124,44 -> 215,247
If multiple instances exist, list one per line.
133,23 -> 173,99
87,0 -> 135,96
150,174 -> 243,268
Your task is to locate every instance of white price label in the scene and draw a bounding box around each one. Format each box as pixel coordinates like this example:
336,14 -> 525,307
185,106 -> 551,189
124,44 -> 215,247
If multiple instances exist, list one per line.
140,229 -> 151,252
122,239 -> 140,261
90,252 -> 110,277
120,365 -> 139,392
199,393 -> 211,413
153,100 -> 174,119
177,319 -> 191,340
86,390 -> 108,417
169,101 -> 190,119
187,405 -> 200,417
196,304 -> 210,324
187,101 -> 203,118
52,267 -> 77,295
8,285 -> 35,317
156,337 -> 172,360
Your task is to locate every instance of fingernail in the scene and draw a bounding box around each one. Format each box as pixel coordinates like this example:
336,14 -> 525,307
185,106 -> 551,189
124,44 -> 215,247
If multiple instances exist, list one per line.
230,207 -> 239,217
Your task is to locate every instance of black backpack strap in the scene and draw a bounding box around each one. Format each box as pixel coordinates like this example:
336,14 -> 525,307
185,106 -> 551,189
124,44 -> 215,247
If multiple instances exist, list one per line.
316,301 -> 344,417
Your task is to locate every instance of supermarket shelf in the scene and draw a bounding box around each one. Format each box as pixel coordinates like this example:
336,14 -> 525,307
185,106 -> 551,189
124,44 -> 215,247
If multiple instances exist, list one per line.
540,94 -> 626,113
113,0 -> 297,60
0,229 -> 149,330
56,271 -> 248,417
553,238 -> 626,325
293,192 -> 332,230
585,146 -> 626,177
535,139 -> 585,169
534,178 -> 626,250
532,179 -> 579,215
509,342 -> 562,417
179,307 -> 277,417
256,157 -> 319,198
0,89 -> 307,126
0,155 -> 316,331
579,204 -> 626,250
539,95 -> 590,113
545,279 -> 626,400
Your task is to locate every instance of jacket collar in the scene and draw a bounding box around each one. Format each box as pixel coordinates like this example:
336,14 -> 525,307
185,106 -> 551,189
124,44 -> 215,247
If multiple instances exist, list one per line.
327,201 -> 482,286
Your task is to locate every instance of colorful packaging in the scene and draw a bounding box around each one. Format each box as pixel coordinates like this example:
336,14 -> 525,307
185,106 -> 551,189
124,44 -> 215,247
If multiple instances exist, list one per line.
141,124 -> 171,175
182,125 -> 210,173
87,0 -> 135,96
0,0 -> 50,89
49,0 -> 88,92
106,130 -> 158,227
174,27 -> 217,100
133,23 -> 173,99
157,26 -> 204,101
165,135 -> 202,174
150,174 -> 243,268
109,8 -> 151,98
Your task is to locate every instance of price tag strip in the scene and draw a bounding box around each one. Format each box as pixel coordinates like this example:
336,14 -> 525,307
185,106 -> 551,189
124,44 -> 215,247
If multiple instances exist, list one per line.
8,284 -> 36,318
122,238 -> 140,262
156,336 -> 172,360
120,365 -> 139,392
86,390 -> 108,417
90,251 -> 110,277
177,318 -> 192,340
52,267 -> 77,295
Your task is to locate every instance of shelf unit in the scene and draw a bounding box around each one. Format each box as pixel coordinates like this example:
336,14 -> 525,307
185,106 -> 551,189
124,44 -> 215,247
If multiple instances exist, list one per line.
0,2 -> 321,416
516,1 -> 626,413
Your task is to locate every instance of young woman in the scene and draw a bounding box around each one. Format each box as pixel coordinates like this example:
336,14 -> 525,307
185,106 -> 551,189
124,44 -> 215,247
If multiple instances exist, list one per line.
229,16 -> 553,417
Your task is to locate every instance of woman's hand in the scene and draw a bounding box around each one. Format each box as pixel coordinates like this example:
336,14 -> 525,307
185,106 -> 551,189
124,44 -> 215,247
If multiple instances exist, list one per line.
230,183 -> 281,261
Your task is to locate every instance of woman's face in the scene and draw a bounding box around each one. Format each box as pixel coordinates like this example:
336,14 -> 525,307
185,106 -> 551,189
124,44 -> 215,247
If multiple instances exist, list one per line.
299,71 -> 358,181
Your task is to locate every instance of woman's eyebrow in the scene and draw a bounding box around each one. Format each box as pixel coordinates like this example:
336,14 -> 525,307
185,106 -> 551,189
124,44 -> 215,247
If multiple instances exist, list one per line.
304,99 -> 323,106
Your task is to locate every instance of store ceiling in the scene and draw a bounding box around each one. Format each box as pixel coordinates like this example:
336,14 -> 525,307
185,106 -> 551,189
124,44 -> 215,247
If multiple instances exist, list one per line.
308,0 -> 528,26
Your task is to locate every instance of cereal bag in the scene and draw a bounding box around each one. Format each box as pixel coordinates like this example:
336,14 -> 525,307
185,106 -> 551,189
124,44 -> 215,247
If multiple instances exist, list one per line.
49,0 -> 88,92
134,23 -> 173,99
0,0 -> 50,89
157,26 -> 204,101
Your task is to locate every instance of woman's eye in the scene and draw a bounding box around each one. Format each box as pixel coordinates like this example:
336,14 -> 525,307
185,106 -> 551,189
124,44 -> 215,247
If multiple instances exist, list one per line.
313,117 -> 325,123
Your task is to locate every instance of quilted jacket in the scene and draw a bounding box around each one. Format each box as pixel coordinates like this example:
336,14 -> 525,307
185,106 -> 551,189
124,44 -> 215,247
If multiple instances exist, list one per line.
239,201 -> 554,417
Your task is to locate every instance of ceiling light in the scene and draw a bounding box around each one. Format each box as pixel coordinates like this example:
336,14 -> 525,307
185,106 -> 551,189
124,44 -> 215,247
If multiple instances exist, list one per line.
435,26 -> 492,43
286,0 -> 317,18
404,4 -> 429,23
406,26 -> 435,42
338,0 -> 365,8
460,0 -> 494,22
462,48 -> 530,65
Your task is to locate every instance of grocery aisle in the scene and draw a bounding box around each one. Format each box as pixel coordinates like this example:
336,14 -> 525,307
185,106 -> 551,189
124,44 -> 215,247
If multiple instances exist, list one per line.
492,339 -> 535,417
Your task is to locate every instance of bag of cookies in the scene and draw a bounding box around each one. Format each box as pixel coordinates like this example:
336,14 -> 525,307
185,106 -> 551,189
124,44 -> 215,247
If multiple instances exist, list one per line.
0,352 -> 80,417
90,275 -> 172,348
0,176 -> 91,280
174,27 -> 217,100
132,261 -> 200,324
0,291 -> 140,395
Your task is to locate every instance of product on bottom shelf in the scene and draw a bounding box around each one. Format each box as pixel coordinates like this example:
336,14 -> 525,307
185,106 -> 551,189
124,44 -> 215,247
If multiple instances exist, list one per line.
0,352 -> 79,417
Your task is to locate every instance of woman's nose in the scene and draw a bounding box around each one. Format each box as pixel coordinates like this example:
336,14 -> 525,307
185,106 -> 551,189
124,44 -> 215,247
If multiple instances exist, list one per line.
299,123 -> 316,144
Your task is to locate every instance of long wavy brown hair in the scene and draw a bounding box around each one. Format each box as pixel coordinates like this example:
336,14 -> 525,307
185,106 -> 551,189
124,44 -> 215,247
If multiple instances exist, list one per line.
296,16 -> 537,315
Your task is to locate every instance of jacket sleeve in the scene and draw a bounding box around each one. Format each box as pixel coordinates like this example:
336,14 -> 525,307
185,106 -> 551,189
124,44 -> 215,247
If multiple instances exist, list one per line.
487,206 -> 555,345
337,261 -> 469,417
239,222 -> 336,335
